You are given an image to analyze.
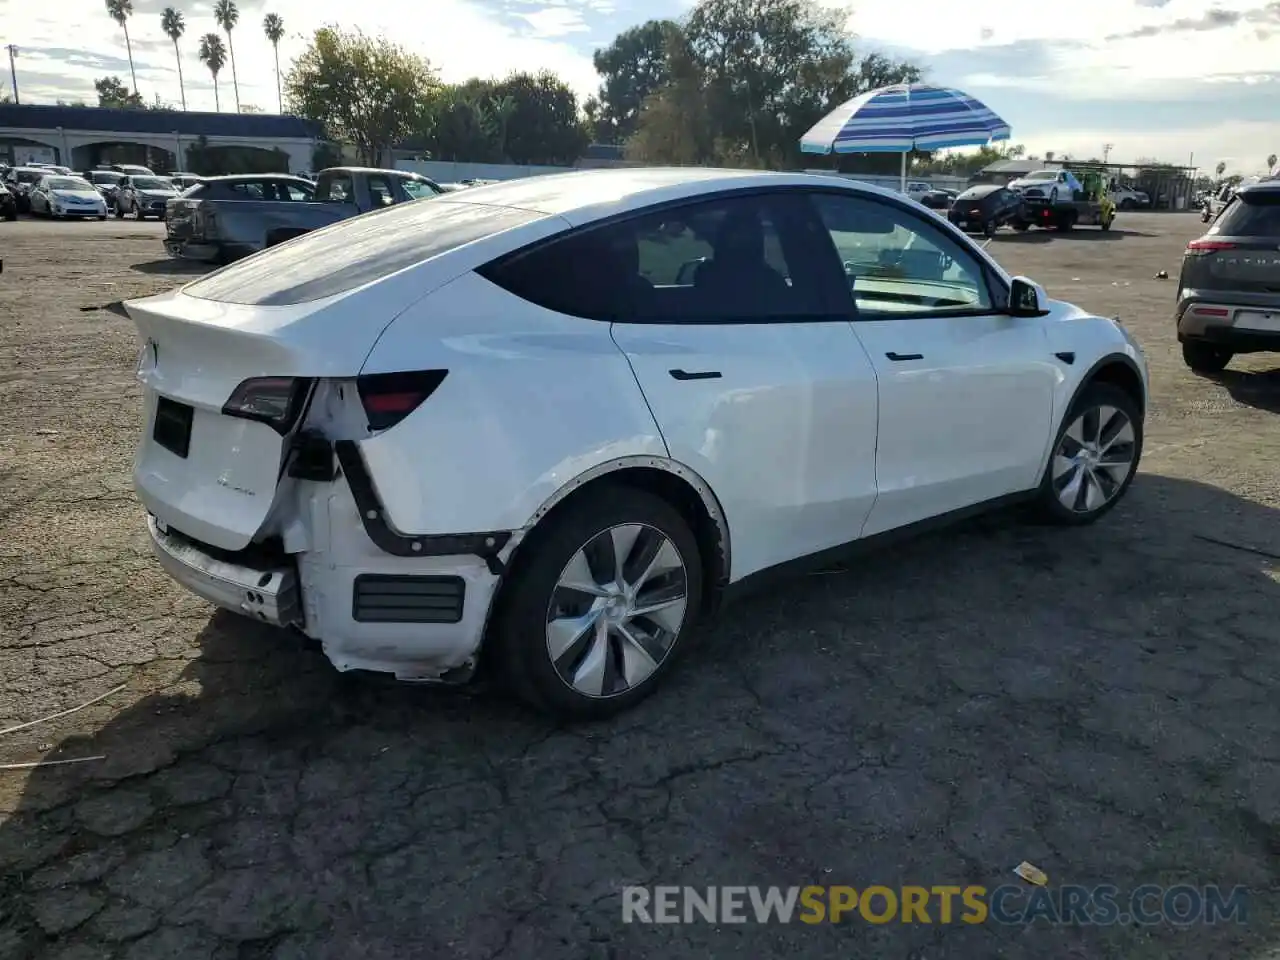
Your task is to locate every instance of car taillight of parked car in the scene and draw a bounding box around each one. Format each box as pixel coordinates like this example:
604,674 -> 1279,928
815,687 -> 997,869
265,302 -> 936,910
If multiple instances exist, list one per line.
356,370 -> 449,431
222,377 -> 314,434
1185,239 -> 1237,256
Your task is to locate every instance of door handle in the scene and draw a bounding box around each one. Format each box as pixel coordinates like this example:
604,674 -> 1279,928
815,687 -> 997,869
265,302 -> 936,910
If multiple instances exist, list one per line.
669,369 -> 722,380
885,352 -> 923,362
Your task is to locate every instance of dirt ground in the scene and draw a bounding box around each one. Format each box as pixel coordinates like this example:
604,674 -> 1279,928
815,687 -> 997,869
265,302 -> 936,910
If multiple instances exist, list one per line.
1,213 -> 1278,960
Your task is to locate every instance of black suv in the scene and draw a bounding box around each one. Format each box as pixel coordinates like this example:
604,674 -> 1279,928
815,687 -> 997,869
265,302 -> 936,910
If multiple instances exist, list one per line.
1176,181 -> 1280,373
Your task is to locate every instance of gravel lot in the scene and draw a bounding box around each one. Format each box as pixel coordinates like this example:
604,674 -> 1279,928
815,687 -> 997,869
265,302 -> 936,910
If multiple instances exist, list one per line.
1,213 -> 1278,960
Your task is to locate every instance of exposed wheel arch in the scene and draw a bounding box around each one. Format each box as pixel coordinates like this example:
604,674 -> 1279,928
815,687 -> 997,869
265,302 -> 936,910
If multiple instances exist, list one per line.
1083,354 -> 1146,416
481,457 -> 732,670
265,227 -> 311,248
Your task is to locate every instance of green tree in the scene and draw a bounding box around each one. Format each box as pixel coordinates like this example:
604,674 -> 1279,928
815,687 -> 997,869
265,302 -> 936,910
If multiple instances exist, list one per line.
263,13 -> 285,113
104,0 -> 138,96
285,27 -> 439,165
214,0 -> 241,112
420,81 -> 502,162
161,7 -> 187,110
620,0 -> 921,169
624,28 -> 712,165
198,33 -> 227,111
95,75 -> 144,108
490,71 -> 589,165
592,19 -> 680,143
1215,160 -> 1227,180
1268,153 -> 1278,172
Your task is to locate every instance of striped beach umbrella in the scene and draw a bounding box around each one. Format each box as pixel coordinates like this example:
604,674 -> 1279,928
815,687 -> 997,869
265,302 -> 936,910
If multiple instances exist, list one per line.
800,83 -> 1011,192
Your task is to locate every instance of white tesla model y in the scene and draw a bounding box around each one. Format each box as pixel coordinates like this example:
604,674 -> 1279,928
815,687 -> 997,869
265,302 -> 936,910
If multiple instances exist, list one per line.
124,168 -> 1148,719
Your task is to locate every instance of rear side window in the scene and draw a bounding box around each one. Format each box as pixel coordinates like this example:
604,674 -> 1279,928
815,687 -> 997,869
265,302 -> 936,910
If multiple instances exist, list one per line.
1214,192 -> 1280,236
316,175 -> 353,202
478,193 -> 835,323
183,200 -> 546,306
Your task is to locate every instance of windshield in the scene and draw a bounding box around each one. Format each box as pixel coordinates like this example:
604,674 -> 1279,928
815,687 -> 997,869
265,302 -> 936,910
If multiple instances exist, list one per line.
132,177 -> 172,190
14,170 -> 42,183
1023,171 -> 1056,180
402,179 -> 441,200
47,177 -> 93,191
91,172 -> 124,184
1214,191 -> 1280,236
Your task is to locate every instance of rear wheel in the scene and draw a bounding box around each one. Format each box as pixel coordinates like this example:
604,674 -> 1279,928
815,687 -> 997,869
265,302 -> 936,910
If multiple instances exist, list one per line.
982,219 -> 995,238
1034,383 -> 1142,526
1182,341 -> 1232,373
489,486 -> 703,720
1013,220 -> 1030,232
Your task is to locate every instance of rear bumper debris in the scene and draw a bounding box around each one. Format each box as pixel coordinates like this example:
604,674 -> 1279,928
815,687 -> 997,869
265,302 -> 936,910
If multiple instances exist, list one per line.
147,514 -> 302,627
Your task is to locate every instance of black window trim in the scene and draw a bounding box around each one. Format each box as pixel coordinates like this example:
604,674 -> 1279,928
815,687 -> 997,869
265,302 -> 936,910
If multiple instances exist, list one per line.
477,183 -> 1011,326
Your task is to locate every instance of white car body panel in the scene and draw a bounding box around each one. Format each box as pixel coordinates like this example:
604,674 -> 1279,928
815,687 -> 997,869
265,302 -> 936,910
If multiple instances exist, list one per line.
357,270 -> 669,535
850,313 -> 1057,536
1008,170 -> 1081,199
124,167 -> 1149,685
610,319 -> 879,579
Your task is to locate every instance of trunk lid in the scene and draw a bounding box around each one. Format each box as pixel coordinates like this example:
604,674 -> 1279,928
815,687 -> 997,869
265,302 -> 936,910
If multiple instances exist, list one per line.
126,289 -> 384,550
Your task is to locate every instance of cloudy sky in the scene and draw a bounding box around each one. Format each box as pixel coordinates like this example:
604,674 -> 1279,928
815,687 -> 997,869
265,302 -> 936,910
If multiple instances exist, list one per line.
2,0 -> 1278,174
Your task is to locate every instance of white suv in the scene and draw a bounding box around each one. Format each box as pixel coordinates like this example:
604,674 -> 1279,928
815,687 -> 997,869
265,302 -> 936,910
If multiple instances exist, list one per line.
1007,169 -> 1082,204
124,168 -> 1148,719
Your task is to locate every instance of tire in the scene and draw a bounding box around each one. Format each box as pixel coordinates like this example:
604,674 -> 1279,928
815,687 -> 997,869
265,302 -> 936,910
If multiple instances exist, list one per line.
1050,188 -> 1058,204
488,485 -> 704,720
1182,340 -> 1232,374
114,204 -> 124,219
1119,199 -> 1135,210
1013,220 -> 1030,232
982,219 -> 995,238
97,215 -> 107,221
1033,383 -> 1143,526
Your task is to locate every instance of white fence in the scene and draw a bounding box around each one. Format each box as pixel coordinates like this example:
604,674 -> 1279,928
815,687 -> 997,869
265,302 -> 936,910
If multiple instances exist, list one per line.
394,159 -> 573,182
393,159 -> 973,194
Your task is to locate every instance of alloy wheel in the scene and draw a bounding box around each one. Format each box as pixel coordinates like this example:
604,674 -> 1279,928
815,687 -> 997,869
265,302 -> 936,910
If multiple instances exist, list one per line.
1051,405 -> 1137,514
545,523 -> 689,699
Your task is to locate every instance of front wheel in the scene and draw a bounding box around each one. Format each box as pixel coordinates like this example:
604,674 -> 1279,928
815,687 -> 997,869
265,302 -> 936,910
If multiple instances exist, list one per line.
1033,383 -> 1142,526
489,486 -> 703,720
1182,340 -> 1232,373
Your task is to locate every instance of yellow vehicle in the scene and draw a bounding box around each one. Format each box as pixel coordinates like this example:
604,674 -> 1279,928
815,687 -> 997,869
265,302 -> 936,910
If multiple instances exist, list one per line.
1020,166 -> 1117,231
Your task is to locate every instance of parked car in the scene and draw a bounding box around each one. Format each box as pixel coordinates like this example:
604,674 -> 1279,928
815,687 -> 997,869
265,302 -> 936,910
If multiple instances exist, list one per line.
3,166 -> 49,213
169,173 -> 204,192
30,163 -> 73,175
115,175 -> 181,219
121,168 -> 1148,719
109,163 -> 156,177
1176,179 -> 1280,373
903,180 -> 934,200
0,182 -> 17,221
948,184 -> 1027,236
28,175 -> 109,219
1111,185 -> 1149,209
162,167 -> 443,263
83,169 -> 126,207
1007,169 -> 1084,205
918,188 -> 955,211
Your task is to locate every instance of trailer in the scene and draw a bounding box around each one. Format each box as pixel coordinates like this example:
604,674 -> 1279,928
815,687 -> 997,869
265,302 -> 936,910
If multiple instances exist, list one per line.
1018,196 -> 1115,231
1012,168 -> 1117,231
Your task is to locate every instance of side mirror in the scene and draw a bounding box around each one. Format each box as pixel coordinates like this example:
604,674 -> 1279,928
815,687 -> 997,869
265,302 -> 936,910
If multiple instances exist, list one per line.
1007,276 -> 1050,317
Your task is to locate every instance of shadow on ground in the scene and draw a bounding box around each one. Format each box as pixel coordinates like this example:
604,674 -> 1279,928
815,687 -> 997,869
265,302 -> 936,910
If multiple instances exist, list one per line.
1208,366 -> 1280,415
130,260 -> 212,277
996,228 -> 1158,245
2,475 -> 1278,959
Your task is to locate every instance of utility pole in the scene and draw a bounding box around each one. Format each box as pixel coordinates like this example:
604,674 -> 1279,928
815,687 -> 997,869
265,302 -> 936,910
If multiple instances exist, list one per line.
1103,142 -> 1114,164
6,45 -> 18,104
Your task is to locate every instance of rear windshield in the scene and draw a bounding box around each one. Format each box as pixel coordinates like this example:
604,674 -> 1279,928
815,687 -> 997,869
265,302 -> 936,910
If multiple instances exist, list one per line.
1215,191 -> 1280,237
183,199 -> 547,305
957,187 -> 996,200
131,177 -> 173,190
90,171 -> 124,184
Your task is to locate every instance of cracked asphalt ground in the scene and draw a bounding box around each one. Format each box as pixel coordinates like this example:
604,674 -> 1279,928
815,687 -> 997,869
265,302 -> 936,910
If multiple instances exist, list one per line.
1,213 -> 1279,960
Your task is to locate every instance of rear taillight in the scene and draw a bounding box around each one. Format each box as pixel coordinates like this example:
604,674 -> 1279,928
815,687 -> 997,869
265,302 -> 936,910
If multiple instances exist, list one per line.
1190,306 -> 1230,317
356,370 -> 448,431
222,377 -> 313,434
1186,239 -> 1236,255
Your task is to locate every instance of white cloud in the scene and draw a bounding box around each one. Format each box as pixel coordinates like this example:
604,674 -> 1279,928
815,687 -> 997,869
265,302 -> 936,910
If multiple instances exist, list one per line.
1,0 -> 603,113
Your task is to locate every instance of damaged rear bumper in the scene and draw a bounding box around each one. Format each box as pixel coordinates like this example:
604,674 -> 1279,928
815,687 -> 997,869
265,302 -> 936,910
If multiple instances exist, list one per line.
147,514 -> 302,627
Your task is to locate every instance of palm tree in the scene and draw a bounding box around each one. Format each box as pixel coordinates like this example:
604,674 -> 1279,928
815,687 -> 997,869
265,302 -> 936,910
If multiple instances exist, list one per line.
161,8 -> 187,110
198,33 -> 227,112
105,0 -> 138,96
262,13 -> 284,113
213,0 -> 240,112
